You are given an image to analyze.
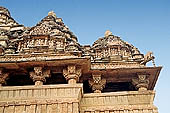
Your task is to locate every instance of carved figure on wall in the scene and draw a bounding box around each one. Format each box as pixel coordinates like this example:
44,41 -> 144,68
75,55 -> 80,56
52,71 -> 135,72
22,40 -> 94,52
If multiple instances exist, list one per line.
140,51 -> 155,66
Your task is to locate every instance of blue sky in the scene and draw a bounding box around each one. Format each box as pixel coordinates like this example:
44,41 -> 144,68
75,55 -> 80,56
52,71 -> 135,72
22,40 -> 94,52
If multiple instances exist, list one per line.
1,0 -> 170,112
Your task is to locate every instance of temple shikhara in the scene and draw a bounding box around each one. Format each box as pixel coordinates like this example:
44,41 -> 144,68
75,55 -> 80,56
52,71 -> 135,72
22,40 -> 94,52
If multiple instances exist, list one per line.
0,6 -> 162,113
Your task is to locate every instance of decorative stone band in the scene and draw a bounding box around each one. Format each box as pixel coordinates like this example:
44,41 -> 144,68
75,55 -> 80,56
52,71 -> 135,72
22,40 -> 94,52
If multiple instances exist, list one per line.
0,54 -> 80,63
80,91 -> 157,112
63,65 -> 81,84
81,105 -> 158,113
91,63 -> 144,70
132,74 -> 149,91
88,74 -> 106,93
0,68 -> 9,86
29,67 -> 51,86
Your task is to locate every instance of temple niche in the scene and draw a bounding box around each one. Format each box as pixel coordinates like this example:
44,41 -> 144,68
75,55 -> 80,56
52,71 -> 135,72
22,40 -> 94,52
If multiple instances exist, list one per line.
0,6 -> 162,113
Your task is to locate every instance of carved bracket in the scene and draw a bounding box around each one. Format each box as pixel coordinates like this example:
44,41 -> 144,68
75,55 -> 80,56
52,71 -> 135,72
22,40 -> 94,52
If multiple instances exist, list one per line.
0,68 -> 9,86
132,74 -> 149,91
29,67 -> 50,86
88,74 -> 106,93
63,65 -> 81,84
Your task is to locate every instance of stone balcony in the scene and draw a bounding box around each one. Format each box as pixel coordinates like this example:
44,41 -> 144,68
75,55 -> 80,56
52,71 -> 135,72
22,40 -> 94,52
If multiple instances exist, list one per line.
80,91 -> 158,113
0,84 -> 158,113
0,84 -> 83,113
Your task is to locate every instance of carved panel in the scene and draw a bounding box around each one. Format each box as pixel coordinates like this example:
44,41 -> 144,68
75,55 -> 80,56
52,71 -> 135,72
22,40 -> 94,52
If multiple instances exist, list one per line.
17,36 -> 65,53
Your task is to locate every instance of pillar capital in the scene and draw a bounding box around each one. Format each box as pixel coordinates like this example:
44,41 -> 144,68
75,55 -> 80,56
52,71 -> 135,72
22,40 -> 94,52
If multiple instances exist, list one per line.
88,74 -> 106,93
29,67 -> 50,86
132,74 -> 149,91
63,65 -> 81,84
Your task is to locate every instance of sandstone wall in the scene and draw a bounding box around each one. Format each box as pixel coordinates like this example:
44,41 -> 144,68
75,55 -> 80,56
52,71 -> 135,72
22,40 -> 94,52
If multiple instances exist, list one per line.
80,91 -> 158,113
0,84 -> 82,113
0,84 -> 158,113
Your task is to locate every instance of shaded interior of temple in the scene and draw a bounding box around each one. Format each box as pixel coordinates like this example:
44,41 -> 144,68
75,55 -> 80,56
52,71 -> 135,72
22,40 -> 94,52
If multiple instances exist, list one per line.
6,73 -> 68,86
5,72 -> 136,93
45,73 -> 67,85
103,82 -> 136,92
6,74 -> 34,86
83,80 -> 136,93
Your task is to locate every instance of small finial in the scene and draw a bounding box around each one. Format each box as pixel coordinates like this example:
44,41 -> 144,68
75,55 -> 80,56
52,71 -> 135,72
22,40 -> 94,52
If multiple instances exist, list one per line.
105,30 -> 112,37
48,11 -> 56,17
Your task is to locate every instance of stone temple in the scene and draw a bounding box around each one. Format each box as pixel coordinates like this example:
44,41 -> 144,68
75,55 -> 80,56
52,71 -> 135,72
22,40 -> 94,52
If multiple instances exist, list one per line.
0,6 -> 162,113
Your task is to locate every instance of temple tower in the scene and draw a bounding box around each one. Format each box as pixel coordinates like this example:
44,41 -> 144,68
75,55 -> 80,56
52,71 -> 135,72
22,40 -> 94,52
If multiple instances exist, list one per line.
0,7 -> 161,113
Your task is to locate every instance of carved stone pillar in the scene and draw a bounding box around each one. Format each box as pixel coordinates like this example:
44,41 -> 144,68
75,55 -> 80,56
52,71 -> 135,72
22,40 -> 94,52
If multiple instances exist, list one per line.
132,74 -> 149,91
0,68 -> 9,87
63,65 -> 81,84
88,74 -> 106,93
29,67 -> 50,86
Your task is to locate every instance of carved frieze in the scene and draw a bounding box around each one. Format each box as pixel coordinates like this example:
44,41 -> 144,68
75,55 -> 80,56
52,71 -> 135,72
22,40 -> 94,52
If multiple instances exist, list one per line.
91,63 -> 143,69
17,36 -> 65,54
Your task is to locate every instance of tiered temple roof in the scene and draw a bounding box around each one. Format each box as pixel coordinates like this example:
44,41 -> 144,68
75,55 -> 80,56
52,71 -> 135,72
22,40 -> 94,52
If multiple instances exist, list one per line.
0,6 -> 161,91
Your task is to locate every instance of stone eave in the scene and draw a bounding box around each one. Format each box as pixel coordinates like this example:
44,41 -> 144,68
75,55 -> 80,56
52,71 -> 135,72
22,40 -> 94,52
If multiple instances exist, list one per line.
0,53 -> 83,62
0,56 -> 91,73
82,66 -> 162,90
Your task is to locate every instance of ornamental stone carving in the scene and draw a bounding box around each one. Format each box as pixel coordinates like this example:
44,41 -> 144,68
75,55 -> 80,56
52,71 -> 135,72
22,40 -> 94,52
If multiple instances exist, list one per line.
63,65 -> 81,84
0,5 -> 157,69
132,74 -> 149,91
29,67 -> 51,86
140,51 -> 156,66
90,30 -> 145,65
88,74 -> 106,93
0,68 -> 9,86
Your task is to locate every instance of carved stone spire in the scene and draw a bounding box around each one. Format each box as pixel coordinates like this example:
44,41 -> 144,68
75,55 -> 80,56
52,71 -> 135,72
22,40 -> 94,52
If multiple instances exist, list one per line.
48,11 -> 56,17
88,74 -> 106,93
63,65 -> 81,84
105,30 -> 112,37
0,68 -> 9,86
29,67 -> 50,86
132,74 -> 149,91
